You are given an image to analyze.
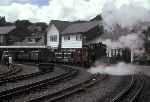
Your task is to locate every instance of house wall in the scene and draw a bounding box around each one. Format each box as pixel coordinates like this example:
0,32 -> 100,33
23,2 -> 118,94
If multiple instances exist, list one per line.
61,34 -> 82,48
47,24 -> 59,48
0,34 -> 6,45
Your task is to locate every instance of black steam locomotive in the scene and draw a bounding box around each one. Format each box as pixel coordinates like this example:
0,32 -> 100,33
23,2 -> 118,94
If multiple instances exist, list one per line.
53,42 -> 107,67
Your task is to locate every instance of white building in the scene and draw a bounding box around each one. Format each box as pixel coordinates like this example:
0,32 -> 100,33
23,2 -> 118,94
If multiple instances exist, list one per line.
47,20 -> 71,49
47,20 -> 103,49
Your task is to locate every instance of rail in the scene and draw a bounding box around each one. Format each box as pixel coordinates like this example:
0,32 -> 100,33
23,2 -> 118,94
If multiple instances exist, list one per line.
111,75 -> 144,102
130,76 -> 144,102
0,64 -> 78,100
27,74 -> 107,102
0,65 -> 22,79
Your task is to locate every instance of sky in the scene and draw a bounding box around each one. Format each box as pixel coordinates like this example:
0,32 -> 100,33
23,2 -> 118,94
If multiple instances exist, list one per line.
0,0 -> 49,5
0,0 -> 150,23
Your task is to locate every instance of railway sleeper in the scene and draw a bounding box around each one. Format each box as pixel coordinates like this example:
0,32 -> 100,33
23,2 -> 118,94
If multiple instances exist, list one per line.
0,68 -> 78,100
27,74 -> 106,102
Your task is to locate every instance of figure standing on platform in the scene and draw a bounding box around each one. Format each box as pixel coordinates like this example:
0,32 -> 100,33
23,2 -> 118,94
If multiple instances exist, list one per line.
8,56 -> 13,69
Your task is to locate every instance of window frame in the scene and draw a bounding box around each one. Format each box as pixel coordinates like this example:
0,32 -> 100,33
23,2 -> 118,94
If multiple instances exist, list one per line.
64,35 -> 70,41
76,35 -> 82,41
50,35 -> 57,42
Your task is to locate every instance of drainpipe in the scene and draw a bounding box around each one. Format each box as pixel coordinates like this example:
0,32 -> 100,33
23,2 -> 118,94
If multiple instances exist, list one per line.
58,34 -> 62,52
131,49 -> 134,63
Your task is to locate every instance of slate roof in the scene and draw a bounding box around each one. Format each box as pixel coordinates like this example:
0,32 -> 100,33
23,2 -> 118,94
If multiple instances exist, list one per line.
50,20 -> 72,32
0,46 -> 46,48
4,40 -> 46,48
90,15 -> 102,21
0,26 -> 16,34
62,21 -> 100,35
11,41 -> 45,46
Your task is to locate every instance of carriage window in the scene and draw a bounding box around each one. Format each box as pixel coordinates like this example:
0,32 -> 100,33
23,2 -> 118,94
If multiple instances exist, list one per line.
50,35 -> 57,42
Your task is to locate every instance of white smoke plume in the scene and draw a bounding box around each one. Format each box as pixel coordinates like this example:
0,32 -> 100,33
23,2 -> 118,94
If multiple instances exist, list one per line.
88,62 -> 141,76
100,0 -> 150,53
102,33 -> 145,49
88,1 -> 150,76
102,0 -> 150,29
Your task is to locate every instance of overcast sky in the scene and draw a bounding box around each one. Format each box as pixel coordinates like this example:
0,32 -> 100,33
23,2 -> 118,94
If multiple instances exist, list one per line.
0,0 -> 150,23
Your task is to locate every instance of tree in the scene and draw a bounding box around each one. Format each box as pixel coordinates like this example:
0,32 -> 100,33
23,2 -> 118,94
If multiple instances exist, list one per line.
143,26 -> 150,52
15,20 -> 32,28
8,20 -> 32,43
0,16 -> 6,26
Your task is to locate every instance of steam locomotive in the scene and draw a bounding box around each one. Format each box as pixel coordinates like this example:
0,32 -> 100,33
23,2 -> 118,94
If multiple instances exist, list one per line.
51,43 -> 132,67
53,42 -> 107,67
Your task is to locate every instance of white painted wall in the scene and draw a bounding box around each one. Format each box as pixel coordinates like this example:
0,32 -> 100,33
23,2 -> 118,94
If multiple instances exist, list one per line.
47,24 -> 59,48
62,34 -> 82,48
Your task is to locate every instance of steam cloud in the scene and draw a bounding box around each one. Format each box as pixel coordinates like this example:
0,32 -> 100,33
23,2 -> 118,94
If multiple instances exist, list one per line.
100,0 -> 150,53
88,0 -> 150,76
88,62 -> 141,75
102,1 -> 150,29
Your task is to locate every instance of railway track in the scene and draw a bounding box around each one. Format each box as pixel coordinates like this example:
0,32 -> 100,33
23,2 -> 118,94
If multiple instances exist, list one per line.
0,63 -> 55,84
0,65 -> 78,100
26,74 -> 107,102
0,65 -> 22,79
111,75 -> 144,102
0,67 -> 51,84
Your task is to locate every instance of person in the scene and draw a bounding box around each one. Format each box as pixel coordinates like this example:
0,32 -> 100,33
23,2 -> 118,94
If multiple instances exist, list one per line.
8,56 -> 13,69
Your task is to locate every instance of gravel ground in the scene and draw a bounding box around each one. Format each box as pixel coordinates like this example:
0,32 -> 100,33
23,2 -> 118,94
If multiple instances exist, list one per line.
2,64 -> 149,102
57,75 -> 132,102
0,64 -> 39,79
101,75 -> 132,102
10,65 -> 91,102
137,75 -> 150,102
13,65 -> 132,102
0,66 -> 65,92
0,65 -> 10,74
15,64 -> 39,75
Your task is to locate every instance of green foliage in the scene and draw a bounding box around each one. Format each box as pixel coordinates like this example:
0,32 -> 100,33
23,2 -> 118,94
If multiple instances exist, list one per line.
8,20 -> 32,43
15,20 -> 32,28
0,16 -> 6,26
9,27 -> 31,42
143,26 -> 150,50
0,16 -> 13,26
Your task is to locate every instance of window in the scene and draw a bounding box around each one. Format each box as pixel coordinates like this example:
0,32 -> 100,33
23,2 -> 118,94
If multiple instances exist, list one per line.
76,35 -> 82,41
50,35 -> 57,42
0,35 -> 4,44
28,38 -> 35,43
64,35 -> 70,40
